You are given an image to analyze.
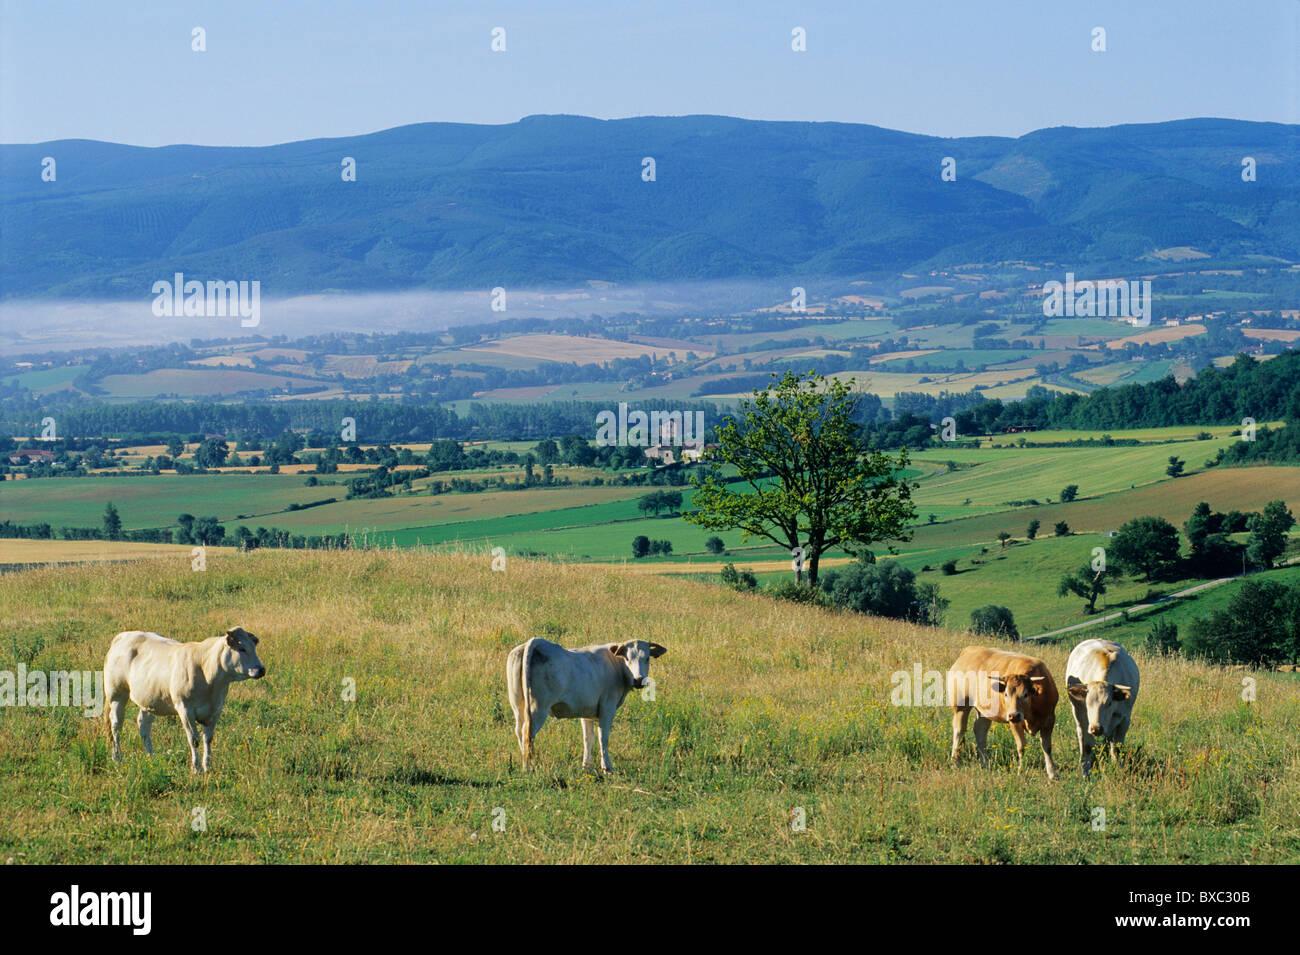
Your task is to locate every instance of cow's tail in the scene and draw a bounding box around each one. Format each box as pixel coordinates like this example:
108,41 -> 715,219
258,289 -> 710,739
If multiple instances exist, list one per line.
521,638 -> 536,769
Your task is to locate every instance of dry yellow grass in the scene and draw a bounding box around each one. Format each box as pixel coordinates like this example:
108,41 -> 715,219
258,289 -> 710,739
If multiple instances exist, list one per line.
1,549 -> 1294,863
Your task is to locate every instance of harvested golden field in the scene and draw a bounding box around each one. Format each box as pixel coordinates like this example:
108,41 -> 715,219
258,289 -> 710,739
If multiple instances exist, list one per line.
0,539 -> 238,566
1099,325 -> 1206,349
1243,328 -> 1300,342
464,334 -> 686,363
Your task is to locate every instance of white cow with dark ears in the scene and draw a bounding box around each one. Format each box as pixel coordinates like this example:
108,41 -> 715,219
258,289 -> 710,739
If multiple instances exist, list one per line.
1065,638 -> 1139,777
506,638 -> 666,773
105,626 -> 266,773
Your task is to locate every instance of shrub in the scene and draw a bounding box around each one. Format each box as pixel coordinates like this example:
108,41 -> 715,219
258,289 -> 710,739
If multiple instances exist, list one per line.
970,605 -> 1019,641
1142,619 -> 1180,654
720,563 -> 757,590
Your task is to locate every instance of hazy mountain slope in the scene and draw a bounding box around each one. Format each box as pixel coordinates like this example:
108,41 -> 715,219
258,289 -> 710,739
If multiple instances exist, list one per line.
1,115 -> 1295,298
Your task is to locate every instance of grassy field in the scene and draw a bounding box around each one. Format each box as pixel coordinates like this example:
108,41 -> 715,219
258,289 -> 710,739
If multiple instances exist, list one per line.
904,467 -> 1300,551
909,440 -> 1237,506
1,550 -> 1296,863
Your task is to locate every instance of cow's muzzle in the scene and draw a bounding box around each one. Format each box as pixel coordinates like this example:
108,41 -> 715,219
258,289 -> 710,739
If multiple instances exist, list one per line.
632,678 -> 647,690
249,668 -> 266,680
1089,724 -> 1103,736
1008,712 -> 1024,724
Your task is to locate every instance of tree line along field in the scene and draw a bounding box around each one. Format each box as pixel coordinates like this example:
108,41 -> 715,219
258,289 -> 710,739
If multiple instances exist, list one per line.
0,431 -> 1260,544
5,434 -> 1297,644
1,550 -> 1296,864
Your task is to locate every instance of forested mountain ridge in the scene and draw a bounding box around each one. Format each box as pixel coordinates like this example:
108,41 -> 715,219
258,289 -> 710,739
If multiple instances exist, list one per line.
2,115 -> 1295,298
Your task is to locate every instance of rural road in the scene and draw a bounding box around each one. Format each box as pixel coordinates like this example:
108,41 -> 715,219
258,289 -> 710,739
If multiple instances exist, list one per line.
1026,555 -> 1300,641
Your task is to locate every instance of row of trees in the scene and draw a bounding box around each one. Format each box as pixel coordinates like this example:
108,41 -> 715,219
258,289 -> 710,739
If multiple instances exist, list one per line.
953,352 -> 1300,436
1056,500 -> 1294,616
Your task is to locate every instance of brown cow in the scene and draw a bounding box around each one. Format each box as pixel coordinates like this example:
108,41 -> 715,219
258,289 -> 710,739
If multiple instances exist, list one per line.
946,645 -> 1059,780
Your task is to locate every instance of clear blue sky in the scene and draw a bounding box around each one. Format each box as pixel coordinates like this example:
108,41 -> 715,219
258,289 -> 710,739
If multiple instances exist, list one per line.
2,0 -> 1295,146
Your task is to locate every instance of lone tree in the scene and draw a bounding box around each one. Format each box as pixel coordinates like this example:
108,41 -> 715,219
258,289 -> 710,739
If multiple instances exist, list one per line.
1165,455 -> 1185,478
1246,499 -> 1295,569
1026,519 -> 1040,540
1110,516 -> 1181,580
102,502 -> 122,541
685,371 -> 916,587
1060,484 -> 1079,503
1057,563 -> 1121,614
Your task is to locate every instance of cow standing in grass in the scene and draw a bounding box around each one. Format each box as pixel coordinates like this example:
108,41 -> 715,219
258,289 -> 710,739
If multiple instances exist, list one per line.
947,645 -> 1060,780
1065,638 -> 1139,777
105,627 -> 265,773
506,638 -> 666,773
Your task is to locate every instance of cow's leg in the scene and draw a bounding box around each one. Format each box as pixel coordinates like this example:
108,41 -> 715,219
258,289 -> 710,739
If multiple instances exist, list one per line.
199,721 -> 216,773
506,647 -> 526,764
136,709 -> 155,756
525,704 -> 548,771
1071,699 -> 1094,777
175,703 -> 201,772
973,716 -> 993,769
950,706 -> 970,763
108,697 -> 126,762
1008,720 -> 1028,772
580,719 -> 596,770
596,706 -> 617,774
1040,719 -> 1058,780
512,706 -> 526,759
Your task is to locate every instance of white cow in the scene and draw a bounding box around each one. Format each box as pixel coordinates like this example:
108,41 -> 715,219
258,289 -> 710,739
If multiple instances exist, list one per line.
105,627 -> 266,773
506,637 -> 666,773
1065,638 -> 1139,777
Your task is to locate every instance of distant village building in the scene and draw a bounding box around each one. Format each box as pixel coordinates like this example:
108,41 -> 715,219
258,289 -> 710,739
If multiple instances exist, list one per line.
8,449 -> 55,465
642,416 -> 713,464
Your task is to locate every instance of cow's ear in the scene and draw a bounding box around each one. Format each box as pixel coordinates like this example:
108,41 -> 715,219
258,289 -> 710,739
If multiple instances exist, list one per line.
1112,684 -> 1131,701
225,631 -> 241,649
648,643 -> 667,658
1067,684 -> 1089,701
612,642 -> 628,658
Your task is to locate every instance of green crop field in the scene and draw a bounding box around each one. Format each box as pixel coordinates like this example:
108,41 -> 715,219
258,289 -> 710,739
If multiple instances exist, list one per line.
2,550 -> 1296,864
909,440 -> 1238,506
0,474 -> 341,530
904,467 -> 1300,551
877,348 -> 1035,369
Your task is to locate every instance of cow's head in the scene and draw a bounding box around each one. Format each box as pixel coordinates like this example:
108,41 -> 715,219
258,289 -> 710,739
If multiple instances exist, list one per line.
222,626 -> 266,680
612,640 -> 667,690
1067,681 -> 1132,738
987,672 -> 1048,724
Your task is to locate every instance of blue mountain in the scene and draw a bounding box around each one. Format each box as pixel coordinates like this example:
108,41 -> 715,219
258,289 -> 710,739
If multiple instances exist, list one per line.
1,115 -> 1295,298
